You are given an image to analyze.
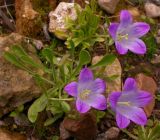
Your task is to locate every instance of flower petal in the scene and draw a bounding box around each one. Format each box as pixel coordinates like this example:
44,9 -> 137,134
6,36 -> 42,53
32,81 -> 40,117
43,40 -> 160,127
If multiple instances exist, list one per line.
109,92 -> 121,110
76,99 -> 91,113
117,105 -> 147,126
128,39 -> 146,54
119,90 -> 152,107
129,22 -> 150,38
120,10 -> 132,29
135,90 -> 153,107
115,42 -> 128,54
64,82 -> 78,97
79,68 -> 93,83
87,94 -> 107,110
92,78 -> 106,94
123,78 -> 137,91
108,23 -> 119,40
116,112 -> 130,128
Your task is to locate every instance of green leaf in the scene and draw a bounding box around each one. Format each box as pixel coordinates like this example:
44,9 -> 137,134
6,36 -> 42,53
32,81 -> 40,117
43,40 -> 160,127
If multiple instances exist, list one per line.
148,124 -> 160,140
44,113 -> 63,126
20,55 -> 42,68
17,105 -> 24,112
143,35 -> 158,59
42,48 -> 53,64
47,101 -> 63,115
10,111 -> 18,117
95,110 -> 106,123
91,54 -> 116,68
79,50 -> 91,65
4,52 -> 25,69
28,94 -> 48,123
52,136 -> 59,140
61,101 -> 71,113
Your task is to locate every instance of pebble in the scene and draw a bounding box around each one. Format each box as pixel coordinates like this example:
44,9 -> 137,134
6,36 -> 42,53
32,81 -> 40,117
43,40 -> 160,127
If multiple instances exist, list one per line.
105,127 -> 120,140
98,0 -> 120,14
144,2 -> 160,18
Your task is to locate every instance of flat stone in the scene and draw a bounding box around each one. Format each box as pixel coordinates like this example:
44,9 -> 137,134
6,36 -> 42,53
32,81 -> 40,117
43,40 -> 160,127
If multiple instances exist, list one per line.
136,73 -> 157,117
0,33 -> 42,116
98,0 -> 120,14
0,128 -> 26,140
92,56 -> 122,96
144,2 -> 160,18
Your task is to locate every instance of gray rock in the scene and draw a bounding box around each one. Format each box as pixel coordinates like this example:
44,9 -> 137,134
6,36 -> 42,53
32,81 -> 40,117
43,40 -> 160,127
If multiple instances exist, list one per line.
105,127 -> 120,140
49,2 -> 80,40
98,0 -> 120,14
0,33 -> 42,116
144,2 -> 160,18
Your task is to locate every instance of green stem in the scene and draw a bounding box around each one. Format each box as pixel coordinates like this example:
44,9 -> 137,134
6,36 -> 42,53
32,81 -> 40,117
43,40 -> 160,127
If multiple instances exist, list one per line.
33,75 -> 55,86
50,98 -> 74,101
121,129 -> 138,140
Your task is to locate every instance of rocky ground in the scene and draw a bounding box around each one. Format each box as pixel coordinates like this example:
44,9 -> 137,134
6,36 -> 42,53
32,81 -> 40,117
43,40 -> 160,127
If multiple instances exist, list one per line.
0,0 -> 160,140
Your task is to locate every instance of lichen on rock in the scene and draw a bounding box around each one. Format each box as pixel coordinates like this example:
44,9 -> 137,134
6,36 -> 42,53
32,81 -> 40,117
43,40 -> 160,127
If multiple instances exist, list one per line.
49,2 -> 80,40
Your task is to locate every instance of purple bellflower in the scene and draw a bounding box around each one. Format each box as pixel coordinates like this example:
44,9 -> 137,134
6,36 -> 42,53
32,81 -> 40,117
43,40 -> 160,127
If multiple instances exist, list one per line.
109,78 -> 152,128
64,68 -> 107,113
109,10 -> 150,55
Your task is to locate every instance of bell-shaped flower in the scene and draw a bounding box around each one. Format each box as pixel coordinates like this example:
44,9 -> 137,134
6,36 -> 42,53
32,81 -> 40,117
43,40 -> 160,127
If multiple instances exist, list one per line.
64,68 -> 107,113
109,78 -> 152,128
109,10 -> 150,55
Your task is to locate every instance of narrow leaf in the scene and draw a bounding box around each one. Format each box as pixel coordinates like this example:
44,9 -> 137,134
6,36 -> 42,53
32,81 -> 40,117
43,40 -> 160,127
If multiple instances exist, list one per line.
91,54 -> 116,68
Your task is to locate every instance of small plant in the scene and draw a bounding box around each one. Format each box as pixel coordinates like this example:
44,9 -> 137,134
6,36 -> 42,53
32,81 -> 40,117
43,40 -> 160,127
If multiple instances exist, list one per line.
136,123 -> 160,140
65,0 -> 106,49
3,6 -> 154,140
4,43 -> 115,125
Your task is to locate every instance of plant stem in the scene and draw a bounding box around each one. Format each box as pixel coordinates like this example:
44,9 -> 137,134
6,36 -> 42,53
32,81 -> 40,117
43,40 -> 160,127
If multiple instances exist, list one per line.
50,98 -> 74,101
121,129 -> 138,140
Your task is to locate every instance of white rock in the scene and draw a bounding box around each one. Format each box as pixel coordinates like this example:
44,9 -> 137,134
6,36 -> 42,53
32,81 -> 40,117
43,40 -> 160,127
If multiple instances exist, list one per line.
144,2 -> 160,18
49,2 -> 79,40
98,0 -> 120,14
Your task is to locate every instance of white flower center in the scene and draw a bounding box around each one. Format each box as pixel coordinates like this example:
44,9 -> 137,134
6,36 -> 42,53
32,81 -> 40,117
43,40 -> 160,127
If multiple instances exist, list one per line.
117,33 -> 129,41
79,89 -> 91,100
117,101 -> 131,106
